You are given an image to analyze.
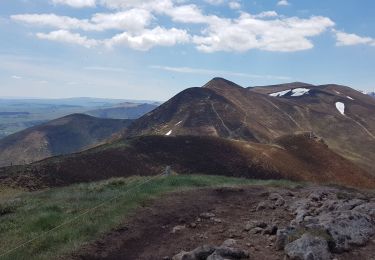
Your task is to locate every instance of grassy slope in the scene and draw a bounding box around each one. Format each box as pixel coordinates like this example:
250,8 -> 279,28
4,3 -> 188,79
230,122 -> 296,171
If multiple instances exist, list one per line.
0,175 -> 296,260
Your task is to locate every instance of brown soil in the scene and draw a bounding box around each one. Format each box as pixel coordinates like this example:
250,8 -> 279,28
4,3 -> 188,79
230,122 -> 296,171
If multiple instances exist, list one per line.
71,186 -> 375,260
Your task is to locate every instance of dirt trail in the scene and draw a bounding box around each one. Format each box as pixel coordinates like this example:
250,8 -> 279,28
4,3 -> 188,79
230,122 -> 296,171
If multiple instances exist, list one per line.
71,186 -> 375,260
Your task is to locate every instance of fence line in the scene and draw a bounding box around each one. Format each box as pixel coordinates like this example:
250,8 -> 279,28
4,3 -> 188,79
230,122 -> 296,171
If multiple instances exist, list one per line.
0,173 -> 165,258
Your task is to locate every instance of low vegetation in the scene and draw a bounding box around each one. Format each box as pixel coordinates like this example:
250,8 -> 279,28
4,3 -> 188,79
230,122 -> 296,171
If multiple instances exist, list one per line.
0,174 -> 297,259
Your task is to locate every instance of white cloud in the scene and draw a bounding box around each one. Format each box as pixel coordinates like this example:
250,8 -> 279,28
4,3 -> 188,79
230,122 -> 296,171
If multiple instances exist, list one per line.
193,14 -> 334,52
12,1 -> 338,53
277,0 -> 290,6
204,0 -> 224,5
51,0 -> 96,8
334,30 -> 375,47
105,27 -> 190,51
151,65 -> 291,80
11,75 -> 22,79
36,30 -> 100,48
229,1 -> 241,10
12,9 -> 153,32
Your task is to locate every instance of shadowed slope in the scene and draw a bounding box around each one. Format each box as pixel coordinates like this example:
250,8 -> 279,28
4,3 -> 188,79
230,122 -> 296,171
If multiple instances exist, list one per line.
1,134 -> 373,190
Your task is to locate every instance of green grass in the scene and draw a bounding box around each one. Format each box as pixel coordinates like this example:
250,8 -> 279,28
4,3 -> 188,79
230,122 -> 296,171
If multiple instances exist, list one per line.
0,174 -> 297,260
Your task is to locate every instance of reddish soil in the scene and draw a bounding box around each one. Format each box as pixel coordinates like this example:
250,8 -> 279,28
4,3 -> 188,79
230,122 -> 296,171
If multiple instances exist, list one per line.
71,186 -> 375,260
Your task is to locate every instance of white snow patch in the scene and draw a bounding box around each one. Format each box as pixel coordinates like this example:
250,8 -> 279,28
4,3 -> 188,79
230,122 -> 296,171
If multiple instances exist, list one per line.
165,130 -> 172,136
269,89 -> 291,97
291,88 -> 310,96
269,88 -> 310,97
335,102 -> 345,115
175,121 -> 183,126
346,96 -> 354,100
334,90 -> 341,94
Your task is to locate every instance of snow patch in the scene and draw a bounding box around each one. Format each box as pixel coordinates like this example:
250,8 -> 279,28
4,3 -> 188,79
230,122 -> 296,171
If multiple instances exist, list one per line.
291,88 -> 310,96
346,96 -> 354,100
269,88 -> 310,97
165,130 -> 172,136
269,89 -> 291,97
335,102 -> 345,115
175,121 -> 183,126
334,90 -> 341,95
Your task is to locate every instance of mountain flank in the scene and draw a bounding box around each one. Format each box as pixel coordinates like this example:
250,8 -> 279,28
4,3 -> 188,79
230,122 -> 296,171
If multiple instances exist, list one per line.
0,114 -> 132,167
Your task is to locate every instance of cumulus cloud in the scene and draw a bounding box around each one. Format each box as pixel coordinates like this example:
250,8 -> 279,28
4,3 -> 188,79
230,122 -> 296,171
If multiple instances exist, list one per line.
36,30 -> 100,48
12,9 -> 153,32
12,0 -> 339,52
51,0 -> 96,8
105,27 -> 190,50
334,30 -> 375,46
193,13 -> 334,52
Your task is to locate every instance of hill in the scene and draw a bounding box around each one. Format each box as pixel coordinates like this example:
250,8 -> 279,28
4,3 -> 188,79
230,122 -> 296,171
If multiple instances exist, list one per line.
125,78 -> 375,174
1,134 -> 374,190
86,102 -> 158,119
0,114 -> 132,167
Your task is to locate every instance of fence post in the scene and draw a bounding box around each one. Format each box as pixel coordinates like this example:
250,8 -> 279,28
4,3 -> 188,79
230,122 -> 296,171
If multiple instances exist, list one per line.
165,166 -> 171,176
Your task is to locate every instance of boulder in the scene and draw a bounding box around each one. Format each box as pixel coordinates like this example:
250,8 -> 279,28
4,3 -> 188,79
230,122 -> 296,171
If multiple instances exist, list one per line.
284,233 -> 330,260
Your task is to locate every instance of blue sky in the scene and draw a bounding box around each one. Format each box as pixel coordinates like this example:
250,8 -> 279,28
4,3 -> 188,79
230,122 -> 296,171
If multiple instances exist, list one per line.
1,0 -> 375,100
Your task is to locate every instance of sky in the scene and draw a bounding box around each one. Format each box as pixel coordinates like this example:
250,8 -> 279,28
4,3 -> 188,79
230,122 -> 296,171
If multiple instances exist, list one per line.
1,0 -> 375,101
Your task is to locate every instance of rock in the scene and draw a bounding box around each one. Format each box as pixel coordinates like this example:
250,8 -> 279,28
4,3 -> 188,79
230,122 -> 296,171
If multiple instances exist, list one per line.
263,224 -> 278,235
256,201 -> 269,211
214,247 -> 249,259
275,227 -> 296,250
221,239 -> 237,248
269,193 -> 283,201
353,202 -> 375,218
256,221 -> 268,228
244,222 -> 253,231
284,233 -> 330,260
212,218 -> 222,223
171,225 -> 186,234
275,198 -> 286,207
311,210 -> 375,253
200,212 -> 216,219
251,227 -> 264,234
173,245 -> 216,260
189,223 -> 197,228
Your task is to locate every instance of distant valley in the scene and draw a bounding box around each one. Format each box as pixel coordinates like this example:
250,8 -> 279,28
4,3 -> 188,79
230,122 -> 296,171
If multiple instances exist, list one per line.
0,97 -> 159,138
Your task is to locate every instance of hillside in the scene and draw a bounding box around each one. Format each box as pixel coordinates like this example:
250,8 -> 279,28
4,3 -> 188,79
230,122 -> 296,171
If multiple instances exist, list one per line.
0,114 -> 132,167
86,102 -> 158,119
125,78 -> 375,174
1,134 -> 374,190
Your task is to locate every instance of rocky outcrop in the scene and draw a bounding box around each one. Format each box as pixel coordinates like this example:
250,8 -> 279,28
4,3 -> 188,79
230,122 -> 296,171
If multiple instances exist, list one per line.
275,188 -> 375,258
172,240 -> 249,260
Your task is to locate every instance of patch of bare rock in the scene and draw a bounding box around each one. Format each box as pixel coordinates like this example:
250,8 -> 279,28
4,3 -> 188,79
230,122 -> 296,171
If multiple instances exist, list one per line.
171,187 -> 375,260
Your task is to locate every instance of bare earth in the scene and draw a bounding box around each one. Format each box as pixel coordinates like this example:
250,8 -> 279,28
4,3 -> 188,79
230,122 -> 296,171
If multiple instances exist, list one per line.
72,185 -> 375,260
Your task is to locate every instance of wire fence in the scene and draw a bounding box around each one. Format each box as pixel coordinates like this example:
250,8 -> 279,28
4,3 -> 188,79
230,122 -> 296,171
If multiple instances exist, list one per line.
0,172 -> 168,259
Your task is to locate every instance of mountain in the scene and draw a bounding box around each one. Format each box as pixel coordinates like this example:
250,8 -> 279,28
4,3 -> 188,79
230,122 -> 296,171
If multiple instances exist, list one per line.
0,98 -> 159,138
0,114 -> 132,167
1,134 -> 374,190
125,78 -> 375,174
86,102 -> 159,119
368,91 -> 375,98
